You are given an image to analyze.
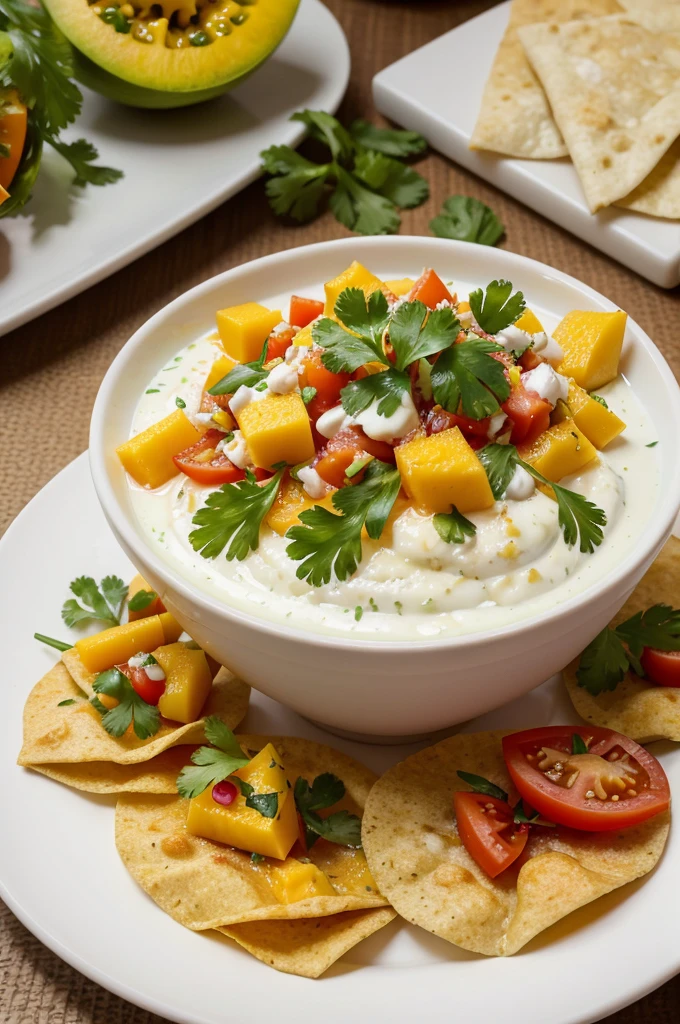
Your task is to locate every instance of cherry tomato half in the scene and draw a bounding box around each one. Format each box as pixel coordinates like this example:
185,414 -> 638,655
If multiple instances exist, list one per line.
266,328 -> 296,362
289,295 -> 324,329
503,383 -> 552,445
173,429 -> 269,486
641,647 -> 680,688
408,268 -> 454,309
453,792 -> 528,878
315,427 -> 395,488
502,726 -> 670,832
117,661 -> 165,706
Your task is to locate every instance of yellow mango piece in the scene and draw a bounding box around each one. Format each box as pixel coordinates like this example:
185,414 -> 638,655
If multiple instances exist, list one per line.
384,277 -> 414,297
186,743 -> 298,860
566,382 -> 625,449
127,573 -> 165,621
212,409 -> 236,431
395,427 -> 495,514
159,611 -> 183,644
291,321 -> 315,346
237,393 -> 315,469
269,861 -> 336,903
324,261 -> 386,316
0,184 -> 9,205
204,354 -> 237,393
457,300 -> 471,313
514,308 -> 544,334
266,478 -> 336,535
116,410 -> 201,490
75,615 -> 166,674
216,303 -> 282,363
154,642 -> 212,723
554,310 -> 627,390
521,421 -> 598,482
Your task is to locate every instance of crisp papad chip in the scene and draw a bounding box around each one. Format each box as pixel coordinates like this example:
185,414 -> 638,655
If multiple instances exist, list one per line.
470,0 -> 621,159
17,661 -> 250,766
218,907 -> 397,978
115,735 -> 390,930
27,745 -> 193,793
362,730 -> 669,956
519,14 -> 680,212
565,537 -> 680,742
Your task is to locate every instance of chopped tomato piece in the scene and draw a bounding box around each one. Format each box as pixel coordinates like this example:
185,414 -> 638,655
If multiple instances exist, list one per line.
640,648 -> 680,688
502,383 -> 552,445
502,726 -> 670,832
173,429 -> 269,486
301,348 -> 351,409
315,427 -> 394,487
117,661 -> 165,706
408,268 -> 454,309
289,295 -> 324,329
266,328 -> 296,362
453,792 -> 528,878
519,348 -> 543,372
0,91 -> 27,192
426,407 -> 491,445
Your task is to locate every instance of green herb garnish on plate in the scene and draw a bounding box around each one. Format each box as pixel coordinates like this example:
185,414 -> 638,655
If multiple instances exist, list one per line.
576,604 -> 680,695
61,574 -> 128,628
430,195 -> 504,246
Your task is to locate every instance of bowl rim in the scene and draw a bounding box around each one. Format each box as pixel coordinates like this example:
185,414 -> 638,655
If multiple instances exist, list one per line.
90,234 -> 680,652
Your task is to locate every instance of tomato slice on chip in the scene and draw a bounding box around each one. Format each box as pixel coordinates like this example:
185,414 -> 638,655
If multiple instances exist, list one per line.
502,726 -> 670,832
641,647 -> 680,688
453,792 -> 529,878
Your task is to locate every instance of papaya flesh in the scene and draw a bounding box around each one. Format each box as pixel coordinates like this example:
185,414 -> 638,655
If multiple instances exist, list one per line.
41,0 -> 301,109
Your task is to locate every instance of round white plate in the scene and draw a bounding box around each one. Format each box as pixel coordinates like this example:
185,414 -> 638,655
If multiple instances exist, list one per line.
1,453 -> 678,1024
0,0 -> 350,337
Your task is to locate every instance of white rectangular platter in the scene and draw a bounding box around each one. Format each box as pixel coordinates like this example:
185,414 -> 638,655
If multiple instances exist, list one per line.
372,1 -> 680,288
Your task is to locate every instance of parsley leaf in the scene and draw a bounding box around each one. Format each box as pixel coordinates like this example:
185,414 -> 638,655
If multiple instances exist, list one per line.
591,394 -> 608,409
340,367 -> 410,418
478,443 -> 519,500
242,787 -> 279,818
469,280 -> 526,335
331,164 -> 400,235
334,286 -> 390,351
61,574 -> 128,628
576,604 -> 680,695
430,196 -> 504,246
286,460 -> 401,586
291,108 -> 354,162
91,667 -> 160,740
349,119 -> 427,157
294,773 -> 362,849
430,337 -> 509,418
301,386 -> 317,405
34,632 -> 73,651
176,716 -> 249,798
128,589 -> 157,612
456,770 -> 508,802
352,149 -> 429,209
47,136 -> 122,188
260,145 -> 330,221
209,338 -> 268,395
576,626 -> 631,694
433,506 -> 477,544
616,604 -> 680,658
389,302 -> 460,372
190,468 -> 285,561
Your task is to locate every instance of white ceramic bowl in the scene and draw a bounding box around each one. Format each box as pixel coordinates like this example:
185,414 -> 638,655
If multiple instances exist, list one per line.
90,236 -> 680,738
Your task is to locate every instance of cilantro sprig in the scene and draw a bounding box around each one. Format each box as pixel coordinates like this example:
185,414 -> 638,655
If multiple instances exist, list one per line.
189,467 -> 285,562
61,575 -> 128,628
430,196 -> 504,246
128,588 -> 157,613
456,770 -> 507,802
469,280 -> 525,335
260,109 -> 428,235
430,336 -> 509,418
294,773 -> 362,849
91,667 -> 160,740
433,506 -> 477,544
208,338 -> 268,396
176,716 -> 249,798
577,604 -> 680,695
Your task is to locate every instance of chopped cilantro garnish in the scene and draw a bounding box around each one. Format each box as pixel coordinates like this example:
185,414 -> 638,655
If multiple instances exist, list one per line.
646,441 -> 658,448
591,394 -> 608,408
61,575 -> 128,628
430,337 -> 509,418
128,588 -> 157,613
251,852 -> 265,864
301,386 -> 317,405
190,468 -> 285,562
433,506 -> 477,544
477,443 -> 519,500
456,771 -> 508,802
354,605 -> 363,621
348,119 -> 427,157
571,733 -> 588,755
91,667 -> 160,740
389,300 -> 460,372
175,396 -> 186,409
34,632 -> 73,651
176,716 -> 249,798
430,195 -> 504,246
209,338 -> 269,395
468,280 -> 525,335
577,604 -> 680,695
57,698 -> 77,707
345,455 -> 372,480
294,773 -> 362,849
234,780 -> 279,819
340,367 -> 410,419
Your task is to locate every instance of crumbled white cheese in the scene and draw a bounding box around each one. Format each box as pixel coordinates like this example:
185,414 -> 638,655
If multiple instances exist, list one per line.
496,324 -> 533,355
355,391 -> 419,443
271,320 -> 293,336
144,664 -> 166,682
457,308 -> 473,326
521,363 -> 569,407
531,331 -> 564,367
435,298 -> 453,310
388,295 -> 409,313
488,412 -> 507,439
220,429 -> 252,469
128,653 -> 147,669
297,465 -> 332,499
128,652 -> 166,681
194,411 -> 217,425
266,361 -> 300,395
229,385 -> 269,417
316,404 -> 353,439
504,465 -> 536,501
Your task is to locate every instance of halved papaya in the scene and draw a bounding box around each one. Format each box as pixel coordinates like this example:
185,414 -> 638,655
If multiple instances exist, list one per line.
41,0 -> 301,109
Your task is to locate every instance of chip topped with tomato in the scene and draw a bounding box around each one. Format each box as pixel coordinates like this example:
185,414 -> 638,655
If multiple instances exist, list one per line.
362,727 -> 670,956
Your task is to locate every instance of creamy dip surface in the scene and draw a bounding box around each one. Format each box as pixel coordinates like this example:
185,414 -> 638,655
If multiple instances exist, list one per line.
127,287 -> 659,641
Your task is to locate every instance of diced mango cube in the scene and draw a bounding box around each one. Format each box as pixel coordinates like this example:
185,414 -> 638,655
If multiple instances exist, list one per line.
291,321 -> 316,346
116,410 -> 201,489
266,478 -> 336,535
237,393 -> 315,469
324,261 -> 387,317
395,427 -> 494,514
159,612 -> 183,644
520,421 -> 598,482
216,303 -> 282,363
75,615 -> 167,674
384,277 -> 415,297
565,382 -> 625,449
127,572 -> 166,621
186,743 -> 298,860
205,354 -> 237,393
514,308 -> 544,334
154,641 -> 212,723
554,310 -> 627,391
269,861 -> 336,903
457,300 -> 471,314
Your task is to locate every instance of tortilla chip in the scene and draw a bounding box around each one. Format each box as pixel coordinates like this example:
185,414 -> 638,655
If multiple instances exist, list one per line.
26,744 -> 193,793
115,735 -> 389,928
617,139 -> 680,219
470,0 -> 622,159
519,14 -> 680,211
362,730 -> 669,956
17,662 -> 250,765
218,907 -> 397,978
564,536 -> 680,741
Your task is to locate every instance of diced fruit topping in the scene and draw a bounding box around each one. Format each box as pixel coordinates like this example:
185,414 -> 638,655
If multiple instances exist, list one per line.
116,410 -> 201,489
216,303 -> 282,363
554,310 -> 627,391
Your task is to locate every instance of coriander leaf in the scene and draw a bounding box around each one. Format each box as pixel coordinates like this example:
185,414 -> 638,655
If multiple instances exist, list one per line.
576,626 -> 630,695
456,770 -> 508,802
176,716 -> 249,798
291,109 -> 354,163
469,280 -> 526,335
100,575 -> 128,622
616,604 -> 680,657
433,506 -> 477,544
331,164 -> 400,235
209,338 -> 268,395
128,589 -> 157,612
251,852 -> 265,864
340,367 -> 410,418
47,136 -> 122,188
245,791 -> 279,818
62,574 -> 126,628
646,441 -> 658,448
353,149 -> 429,209
92,667 -> 160,740
430,195 -> 504,246
431,337 -> 509,419
313,316 -> 385,374
334,286 -> 389,349
349,119 -> 427,157
513,802 -> 540,825
34,632 -> 73,651
295,774 -> 362,849
572,733 -> 588,755
389,302 -> 460,371
550,482 -> 606,554
335,458 -> 401,541
591,394 -> 608,408
260,145 -> 330,221
478,443 -> 519,500
298,772 -> 346,810
301,386 -> 317,405
189,467 -> 285,561
204,715 -> 248,758
305,809 -> 362,848
57,698 -> 77,707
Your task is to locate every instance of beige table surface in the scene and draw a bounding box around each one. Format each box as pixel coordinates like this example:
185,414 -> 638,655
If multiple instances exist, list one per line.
1,0 -> 679,1020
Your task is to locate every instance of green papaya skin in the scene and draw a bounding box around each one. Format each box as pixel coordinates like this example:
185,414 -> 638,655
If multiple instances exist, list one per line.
74,51 -> 236,109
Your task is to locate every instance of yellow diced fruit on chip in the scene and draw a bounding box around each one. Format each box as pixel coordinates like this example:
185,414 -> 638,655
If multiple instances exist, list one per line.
395,427 -> 495,514
324,261 -> 387,316
205,354 -> 237,393
186,743 -> 298,860
266,478 -> 336,535
237,393 -> 315,469
521,421 -> 598,482
269,861 -> 336,903
154,641 -> 212,723
216,303 -> 282,363
75,615 -> 167,674
514,308 -> 544,334
291,321 -> 315,346
127,573 -> 165,621
555,310 -> 627,391
384,277 -> 414,297
159,611 -> 183,644
566,382 -> 625,449
116,410 -> 201,489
